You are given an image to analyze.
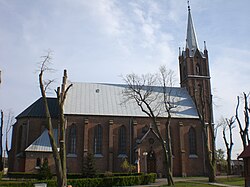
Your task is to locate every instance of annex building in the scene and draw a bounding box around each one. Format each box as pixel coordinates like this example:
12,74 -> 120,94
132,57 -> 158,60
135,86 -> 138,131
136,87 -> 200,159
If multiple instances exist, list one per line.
9,5 -> 213,177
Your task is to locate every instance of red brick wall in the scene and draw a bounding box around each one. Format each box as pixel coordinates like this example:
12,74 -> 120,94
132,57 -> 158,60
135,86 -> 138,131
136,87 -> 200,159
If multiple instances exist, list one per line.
10,115 -> 206,176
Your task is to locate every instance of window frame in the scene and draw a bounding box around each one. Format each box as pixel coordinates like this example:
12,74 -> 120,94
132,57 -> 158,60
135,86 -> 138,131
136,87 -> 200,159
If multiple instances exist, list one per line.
94,124 -> 103,156
118,125 -> 127,155
188,127 -> 197,156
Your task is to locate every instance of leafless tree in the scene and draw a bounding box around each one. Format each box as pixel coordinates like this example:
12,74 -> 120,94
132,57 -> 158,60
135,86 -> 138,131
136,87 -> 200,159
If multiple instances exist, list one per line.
0,110 -> 3,171
39,51 -> 72,187
4,110 -> 14,157
235,92 -> 250,149
220,116 -> 235,175
193,82 -> 216,182
123,66 -> 177,186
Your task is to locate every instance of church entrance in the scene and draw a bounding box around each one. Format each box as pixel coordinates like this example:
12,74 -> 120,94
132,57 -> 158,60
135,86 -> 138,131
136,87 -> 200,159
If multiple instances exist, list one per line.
147,150 -> 156,173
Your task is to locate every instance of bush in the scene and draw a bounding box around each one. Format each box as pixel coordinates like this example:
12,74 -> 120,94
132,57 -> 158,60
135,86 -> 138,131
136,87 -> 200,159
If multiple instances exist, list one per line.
0,171 -> 3,180
37,159 -> 52,180
121,159 -> 136,173
67,173 -> 82,179
3,173 -> 156,187
7,172 -> 38,179
141,173 -> 157,184
82,153 -> 96,178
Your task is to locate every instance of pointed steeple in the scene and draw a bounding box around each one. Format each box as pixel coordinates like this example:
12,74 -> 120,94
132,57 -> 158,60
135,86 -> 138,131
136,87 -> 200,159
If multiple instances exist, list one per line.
186,1 -> 199,51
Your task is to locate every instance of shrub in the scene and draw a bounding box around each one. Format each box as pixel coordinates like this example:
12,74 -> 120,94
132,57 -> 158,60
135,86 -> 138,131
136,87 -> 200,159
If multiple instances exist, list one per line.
82,153 -> 96,178
2,173 -> 156,187
7,172 -> 38,179
37,158 -> 52,180
104,171 -> 113,177
121,158 -> 136,173
67,173 -> 82,179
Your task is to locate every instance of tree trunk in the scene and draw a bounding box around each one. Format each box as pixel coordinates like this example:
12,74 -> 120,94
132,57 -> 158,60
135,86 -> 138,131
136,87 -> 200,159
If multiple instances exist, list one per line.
0,110 -> 3,171
227,152 -> 231,175
152,118 -> 174,186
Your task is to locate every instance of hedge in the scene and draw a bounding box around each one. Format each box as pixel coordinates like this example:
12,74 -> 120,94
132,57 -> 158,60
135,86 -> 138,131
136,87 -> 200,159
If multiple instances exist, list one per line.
7,172 -> 38,179
3,173 -> 157,187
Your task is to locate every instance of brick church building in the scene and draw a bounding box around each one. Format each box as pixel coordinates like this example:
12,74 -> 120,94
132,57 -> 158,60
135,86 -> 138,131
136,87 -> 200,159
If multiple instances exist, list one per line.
9,5 -> 213,177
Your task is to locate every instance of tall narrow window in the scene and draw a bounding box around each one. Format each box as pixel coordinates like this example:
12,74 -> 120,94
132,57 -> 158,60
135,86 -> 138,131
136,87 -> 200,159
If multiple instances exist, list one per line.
36,158 -> 41,168
196,64 -> 201,75
17,125 -> 23,153
94,124 -> 102,154
68,124 -> 77,154
118,125 -> 126,155
170,127 -> 174,155
189,127 -> 197,155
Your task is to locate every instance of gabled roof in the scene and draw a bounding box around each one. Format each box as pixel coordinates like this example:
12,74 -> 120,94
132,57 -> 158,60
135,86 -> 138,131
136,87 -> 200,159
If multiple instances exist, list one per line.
25,129 -> 58,152
136,127 -> 159,144
238,145 -> 250,158
64,82 -> 199,119
17,97 -> 58,119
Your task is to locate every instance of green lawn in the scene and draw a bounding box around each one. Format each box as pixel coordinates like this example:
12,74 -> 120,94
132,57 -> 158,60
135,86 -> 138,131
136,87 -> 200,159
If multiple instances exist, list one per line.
161,177 -> 244,187
216,177 -> 244,186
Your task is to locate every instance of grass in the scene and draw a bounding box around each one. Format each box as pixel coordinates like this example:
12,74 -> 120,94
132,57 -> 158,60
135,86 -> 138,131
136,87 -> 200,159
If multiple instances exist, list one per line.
216,176 -> 244,186
160,176 -> 244,187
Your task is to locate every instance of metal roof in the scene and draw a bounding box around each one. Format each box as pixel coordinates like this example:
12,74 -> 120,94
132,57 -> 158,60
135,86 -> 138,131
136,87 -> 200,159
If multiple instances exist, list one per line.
17,97 -> 58,119
25,129 -> 58,152
186,6 -> 199,51
64,82 -> 199,119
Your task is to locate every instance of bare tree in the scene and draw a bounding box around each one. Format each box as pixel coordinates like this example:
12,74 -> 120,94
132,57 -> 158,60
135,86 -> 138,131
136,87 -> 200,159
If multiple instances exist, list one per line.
39,51 -> 72,187
5,110 -> 14,157
123,66 -> 176,186
193,82 -> 216,182
221,117 -> 235,175
0,110 -> 3,171
235,92 -> 250,149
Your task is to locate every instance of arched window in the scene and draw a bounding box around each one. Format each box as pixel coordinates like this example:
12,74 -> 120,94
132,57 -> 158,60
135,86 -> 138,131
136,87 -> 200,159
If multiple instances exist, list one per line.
196,64 -> 201,75
36,158 -> 41,167
183,65 -> 187,78
17,125 -> 23,153
68,124 -> 77,154
94,124 -> 102,154
118,125 -> 126,154
170,127 -> 174,155
189,127 -> 197,155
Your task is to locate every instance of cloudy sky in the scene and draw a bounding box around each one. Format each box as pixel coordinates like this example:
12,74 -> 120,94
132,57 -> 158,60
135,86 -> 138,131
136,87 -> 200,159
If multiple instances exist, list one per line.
0,0 -> 250,158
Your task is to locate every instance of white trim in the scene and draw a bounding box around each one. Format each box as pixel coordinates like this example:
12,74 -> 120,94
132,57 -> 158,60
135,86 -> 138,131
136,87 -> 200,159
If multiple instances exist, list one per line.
94,154 -> 103,158
189,154 -> 198,159
67,153 -> 77,158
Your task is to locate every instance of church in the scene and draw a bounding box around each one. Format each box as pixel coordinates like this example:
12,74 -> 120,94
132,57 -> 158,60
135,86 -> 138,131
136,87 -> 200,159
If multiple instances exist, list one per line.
8,5 -> 213,177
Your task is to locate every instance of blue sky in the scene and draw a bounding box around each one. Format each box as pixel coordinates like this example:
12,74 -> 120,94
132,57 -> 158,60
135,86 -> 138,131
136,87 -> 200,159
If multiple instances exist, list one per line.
0,0 -> 250,159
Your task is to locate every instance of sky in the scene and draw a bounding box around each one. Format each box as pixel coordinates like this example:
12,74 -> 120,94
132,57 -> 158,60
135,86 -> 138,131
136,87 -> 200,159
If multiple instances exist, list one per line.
0,0 -> 250,159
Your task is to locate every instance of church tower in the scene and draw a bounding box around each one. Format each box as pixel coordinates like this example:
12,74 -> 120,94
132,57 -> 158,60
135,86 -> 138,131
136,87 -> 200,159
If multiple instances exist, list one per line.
179,3 -> 213,124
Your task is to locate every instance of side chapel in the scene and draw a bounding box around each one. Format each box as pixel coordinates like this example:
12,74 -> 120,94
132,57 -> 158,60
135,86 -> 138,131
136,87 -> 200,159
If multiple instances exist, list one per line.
8,4 -> 213,177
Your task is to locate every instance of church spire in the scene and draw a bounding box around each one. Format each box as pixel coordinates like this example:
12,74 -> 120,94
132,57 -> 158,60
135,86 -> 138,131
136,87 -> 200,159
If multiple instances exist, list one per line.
186,1 -> 199,51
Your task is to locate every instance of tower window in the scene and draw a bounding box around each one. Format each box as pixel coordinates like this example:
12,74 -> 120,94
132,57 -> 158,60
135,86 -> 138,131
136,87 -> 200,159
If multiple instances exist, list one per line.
183,65 -> 187,78
94,124 -> 103,155
196,64 -> 201,75
188,127 -> 197,155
